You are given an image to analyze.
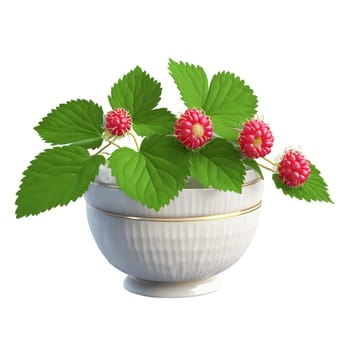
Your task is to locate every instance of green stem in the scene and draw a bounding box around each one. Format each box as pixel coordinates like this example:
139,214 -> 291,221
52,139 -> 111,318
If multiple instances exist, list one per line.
93,140 -> 121,156
110,141 -> 121,149
128,132 -> 140,151
257,163 -> 275,172
263,157 -> 277,166
93,142 -> 112,156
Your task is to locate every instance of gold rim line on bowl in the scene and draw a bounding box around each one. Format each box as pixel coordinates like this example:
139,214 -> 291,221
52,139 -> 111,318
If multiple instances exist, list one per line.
85,201 -> 262,223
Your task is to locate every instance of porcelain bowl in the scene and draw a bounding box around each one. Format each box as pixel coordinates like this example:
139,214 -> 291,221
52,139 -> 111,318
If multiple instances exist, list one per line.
84,169 -> 263,297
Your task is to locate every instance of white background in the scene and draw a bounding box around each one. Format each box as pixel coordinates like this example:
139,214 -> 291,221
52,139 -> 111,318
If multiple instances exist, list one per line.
0,1 -> 348,349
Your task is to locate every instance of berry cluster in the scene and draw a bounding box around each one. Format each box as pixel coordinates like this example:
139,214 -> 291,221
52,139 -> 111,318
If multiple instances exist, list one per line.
104,106 -> 311,188
238,119 -> 310,187
172,110 -> 311,188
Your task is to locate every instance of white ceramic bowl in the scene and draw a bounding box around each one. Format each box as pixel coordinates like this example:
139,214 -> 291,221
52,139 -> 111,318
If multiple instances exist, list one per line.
84,169 -> 263,297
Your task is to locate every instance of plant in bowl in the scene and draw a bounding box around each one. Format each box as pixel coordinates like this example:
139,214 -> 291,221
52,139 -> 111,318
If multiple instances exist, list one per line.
15,59 -> 332,297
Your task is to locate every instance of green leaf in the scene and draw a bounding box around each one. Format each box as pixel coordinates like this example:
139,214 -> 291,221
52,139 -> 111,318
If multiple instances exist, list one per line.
109,66 -> 173,137
34,99 -> 104,149
190,138 -> 246,193
272,163 -> 333,203
132,108 -> 175,137
204,72 -> 258,140
108,135 -> 190,211
109,66 -> 161,116
168,59 -> 208,108
242,158 -> 264,179
16,146 -> 105,217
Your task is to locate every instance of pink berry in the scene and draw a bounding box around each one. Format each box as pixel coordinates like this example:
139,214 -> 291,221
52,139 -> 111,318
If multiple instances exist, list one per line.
238,119 -> 274,158
105,108 -> 132,136
278,150 -> 311,187
175,109 -> 213,149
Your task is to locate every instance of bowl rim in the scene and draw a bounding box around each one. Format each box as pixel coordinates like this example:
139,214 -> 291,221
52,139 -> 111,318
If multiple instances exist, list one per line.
93,171 -> 263,191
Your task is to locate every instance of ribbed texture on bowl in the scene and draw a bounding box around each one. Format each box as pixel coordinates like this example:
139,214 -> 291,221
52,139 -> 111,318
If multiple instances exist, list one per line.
85,170 -> 263,282
86,208 -> 261,281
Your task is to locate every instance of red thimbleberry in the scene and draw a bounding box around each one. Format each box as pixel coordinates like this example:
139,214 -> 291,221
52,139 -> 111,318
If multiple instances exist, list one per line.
278,150 -> 311,187
105,108 -> 132,136
238,119 -> 274,158
174,108 -> 213,149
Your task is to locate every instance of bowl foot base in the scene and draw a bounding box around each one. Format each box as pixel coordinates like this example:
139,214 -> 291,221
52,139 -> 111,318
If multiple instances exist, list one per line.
123,275 -> 221,298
